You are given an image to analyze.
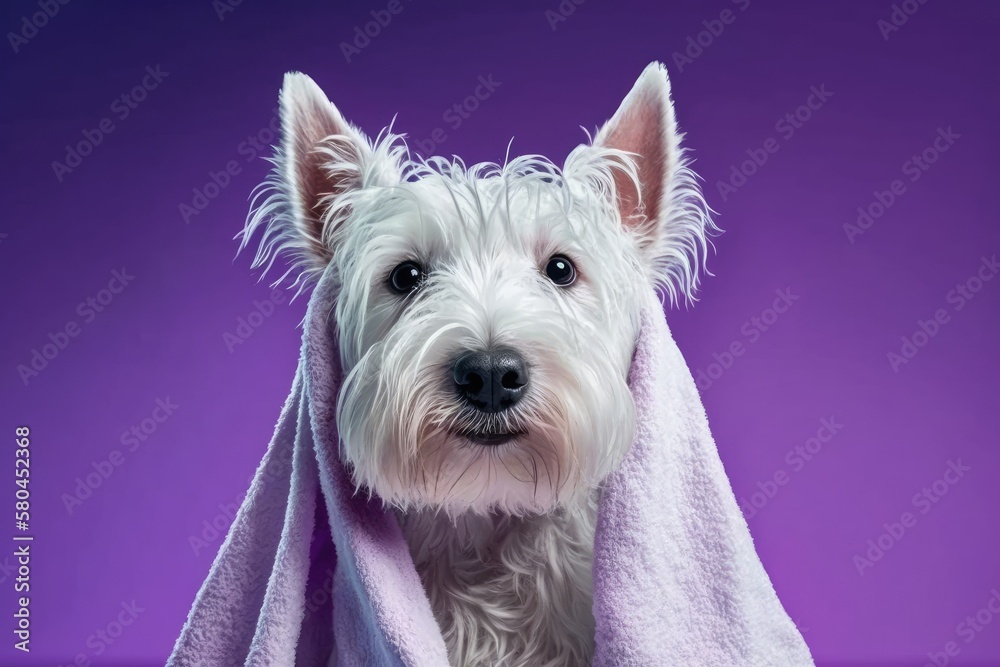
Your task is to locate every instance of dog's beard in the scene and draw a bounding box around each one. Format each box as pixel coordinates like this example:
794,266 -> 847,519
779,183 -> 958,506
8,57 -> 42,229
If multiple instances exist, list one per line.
337,345 -> 635,517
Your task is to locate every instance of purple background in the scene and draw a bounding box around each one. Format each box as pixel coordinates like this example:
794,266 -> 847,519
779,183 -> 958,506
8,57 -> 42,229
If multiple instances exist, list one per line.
1,0 -> 998,664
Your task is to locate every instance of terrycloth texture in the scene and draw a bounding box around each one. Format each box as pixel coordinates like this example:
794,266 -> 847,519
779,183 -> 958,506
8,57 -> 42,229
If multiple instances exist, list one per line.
167,274 -> 813,666
592,293 -> 813,666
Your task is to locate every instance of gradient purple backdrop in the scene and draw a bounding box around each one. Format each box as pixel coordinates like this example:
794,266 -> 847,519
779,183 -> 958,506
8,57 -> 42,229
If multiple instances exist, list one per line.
1,0 -> 998,664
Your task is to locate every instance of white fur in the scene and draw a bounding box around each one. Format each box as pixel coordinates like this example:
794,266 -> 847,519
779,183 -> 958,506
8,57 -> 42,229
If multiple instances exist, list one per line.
398,495 -> 597,666
241,63 -> 715,666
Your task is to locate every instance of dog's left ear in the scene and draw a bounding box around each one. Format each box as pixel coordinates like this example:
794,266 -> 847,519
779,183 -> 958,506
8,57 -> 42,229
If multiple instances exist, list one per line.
584,62 -> 715,303
242,72 -> 402,289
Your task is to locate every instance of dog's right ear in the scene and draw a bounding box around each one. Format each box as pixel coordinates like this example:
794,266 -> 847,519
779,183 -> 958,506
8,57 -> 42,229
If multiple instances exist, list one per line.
566,62 -> 716,305
242,72 -> 401,287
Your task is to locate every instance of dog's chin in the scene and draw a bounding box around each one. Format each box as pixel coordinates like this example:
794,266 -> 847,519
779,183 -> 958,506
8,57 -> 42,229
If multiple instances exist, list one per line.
362,426 -> 581,517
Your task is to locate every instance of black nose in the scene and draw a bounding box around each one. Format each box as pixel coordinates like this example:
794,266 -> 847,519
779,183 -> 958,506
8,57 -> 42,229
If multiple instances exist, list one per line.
452,348 -> 529,413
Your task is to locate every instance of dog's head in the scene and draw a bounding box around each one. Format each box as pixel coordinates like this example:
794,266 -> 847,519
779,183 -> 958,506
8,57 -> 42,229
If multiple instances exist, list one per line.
243,63 -> 714,516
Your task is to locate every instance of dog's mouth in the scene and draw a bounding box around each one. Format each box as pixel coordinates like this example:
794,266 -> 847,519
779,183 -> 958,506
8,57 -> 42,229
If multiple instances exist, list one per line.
454,427 -> 526,447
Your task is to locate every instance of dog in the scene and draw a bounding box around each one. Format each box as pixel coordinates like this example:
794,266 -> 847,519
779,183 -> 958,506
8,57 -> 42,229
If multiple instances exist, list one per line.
241,61 -> 714,666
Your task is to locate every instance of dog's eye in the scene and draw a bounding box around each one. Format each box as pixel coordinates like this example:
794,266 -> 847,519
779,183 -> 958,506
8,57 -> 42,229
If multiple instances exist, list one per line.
544,255 -> 576,287
388,261 -> 426,294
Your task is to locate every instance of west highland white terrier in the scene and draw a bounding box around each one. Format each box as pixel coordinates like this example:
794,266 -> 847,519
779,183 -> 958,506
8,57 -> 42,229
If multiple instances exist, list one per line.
242,61 -> 715,666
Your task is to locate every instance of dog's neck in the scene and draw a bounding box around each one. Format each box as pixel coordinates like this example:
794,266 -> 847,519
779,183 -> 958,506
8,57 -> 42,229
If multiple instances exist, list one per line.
399,500 -> 589,556
395,494 -> 598,666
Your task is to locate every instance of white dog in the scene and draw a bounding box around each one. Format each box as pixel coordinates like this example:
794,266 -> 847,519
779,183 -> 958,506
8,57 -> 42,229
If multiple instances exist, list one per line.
242,61 -> 714,666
